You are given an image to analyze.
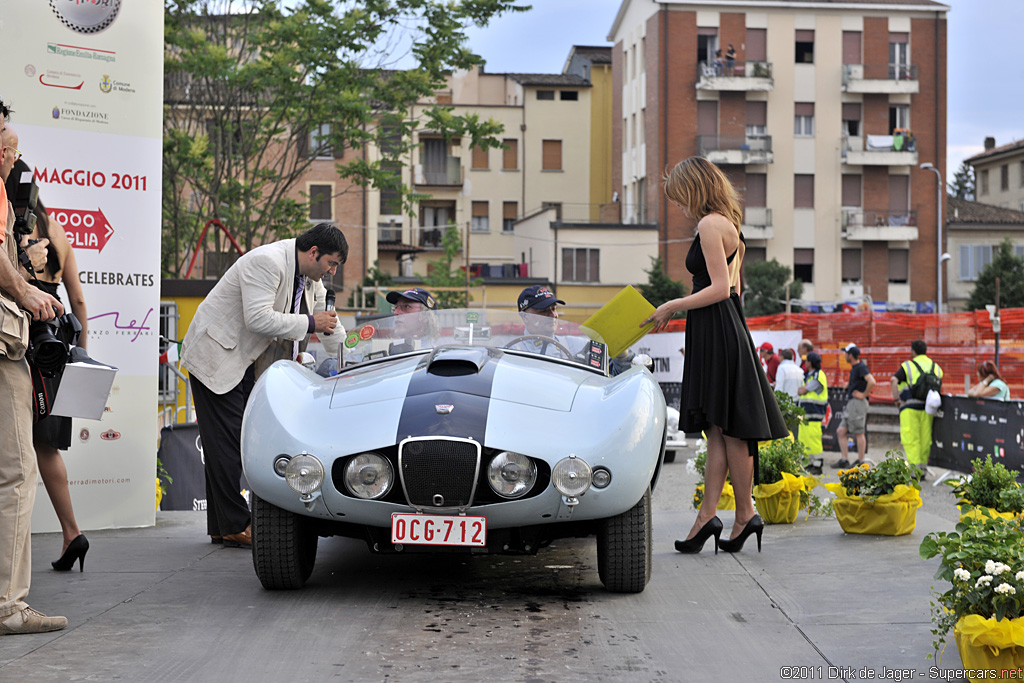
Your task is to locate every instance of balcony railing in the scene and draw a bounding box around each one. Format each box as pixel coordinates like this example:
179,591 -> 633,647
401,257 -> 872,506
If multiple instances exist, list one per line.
741,207 -> 772,239
842,209 -> 919,241
842,64 -> 919,93
842,134 -> 918,166
697,60 -> 773,92
416,156 -> 462,186
697,135 -> 773,165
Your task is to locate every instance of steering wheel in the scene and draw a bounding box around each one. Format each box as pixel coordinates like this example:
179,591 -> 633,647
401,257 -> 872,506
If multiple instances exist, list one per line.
502,335 -> 574,360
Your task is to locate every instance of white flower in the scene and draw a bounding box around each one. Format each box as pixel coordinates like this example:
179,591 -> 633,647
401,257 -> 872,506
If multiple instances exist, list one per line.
685,458 -> 699,477
989,562 -> 1011,576
986,560 -> 997,574
1015,571 -> 1024,582
996,583 -> 1017,595
977,575 -> 993,588
954,568 -> 971,581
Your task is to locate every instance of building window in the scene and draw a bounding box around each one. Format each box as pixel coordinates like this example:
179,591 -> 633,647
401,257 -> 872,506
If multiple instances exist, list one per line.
378,220 -> 402,243
503,139 -> 518,170
503,202 -> 517,233
379,162 -> 402,215
562,247 -> 599,283
419,203 -> 455,248
746,101 -> 767,137
537,90 -> 555,100
889,104 -> 909,134
471,201 -> 489,233
471,145 -> 488,170
842,174 -> 862,207
842,103 -> 861,137
842,249 -> 862,282
1020,161 -> 1024,187
542,139 -> 562,171
980,169 -> 989,196
560,90 -> 578,101
1014,245 -> 1024,260
794,248 -> 814,284
959,244 -> 993,281
1002,164 -> 1010,191
795,30 -> 814,64
745,247 -> 767,264
889,249 -> 909,284
309,184 -> 332,220
309,123 -> 333,158
794,174 -> 814,208
794,103 -> 814,137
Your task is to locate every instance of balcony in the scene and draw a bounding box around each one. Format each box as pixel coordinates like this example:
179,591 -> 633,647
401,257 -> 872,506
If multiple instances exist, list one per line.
842,134 -> 917,166
842,64 -> 919,94
741,207 -> 773,240
697,135 -> 773,165
842,209 -> 918,241
696,61 -> 773,92
414,156 -> 462,186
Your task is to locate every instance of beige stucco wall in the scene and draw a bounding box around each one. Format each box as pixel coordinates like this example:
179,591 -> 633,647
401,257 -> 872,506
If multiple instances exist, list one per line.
974,152 -> 1024,212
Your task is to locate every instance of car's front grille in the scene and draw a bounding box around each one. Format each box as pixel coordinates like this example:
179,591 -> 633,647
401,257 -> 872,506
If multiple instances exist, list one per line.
399,437 -> 480,509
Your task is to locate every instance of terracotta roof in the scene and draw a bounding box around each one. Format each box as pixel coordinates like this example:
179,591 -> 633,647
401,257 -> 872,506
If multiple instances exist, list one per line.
505,73 -> 591,87
947,197 -> 1024,225
965,138 -> 1024,165
377,241 -> 424,254
570,46 -> 612,64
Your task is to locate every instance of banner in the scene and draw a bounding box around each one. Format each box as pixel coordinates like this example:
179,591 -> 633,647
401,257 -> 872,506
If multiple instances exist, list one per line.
3,1 -> 164,530
930,396 -> 1024,476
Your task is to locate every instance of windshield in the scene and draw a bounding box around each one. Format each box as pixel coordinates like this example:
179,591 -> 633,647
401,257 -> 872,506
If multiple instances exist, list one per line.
335,309 -> 608,373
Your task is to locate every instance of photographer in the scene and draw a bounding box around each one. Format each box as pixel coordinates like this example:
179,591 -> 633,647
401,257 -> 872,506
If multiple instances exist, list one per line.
5,153 -> 90,573
0,108 -> 68,635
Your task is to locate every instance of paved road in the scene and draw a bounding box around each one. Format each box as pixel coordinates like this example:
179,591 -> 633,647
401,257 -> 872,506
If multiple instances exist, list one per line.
0,444 -> 969,682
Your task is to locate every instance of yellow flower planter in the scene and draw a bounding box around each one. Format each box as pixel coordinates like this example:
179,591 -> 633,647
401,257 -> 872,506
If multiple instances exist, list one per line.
693,482 -> 736,511
823,483 -> 922,536
754,472 -> 817,524
955,615 -> 1024,682
956,502 -> 1021,524
156,477 -> 163,511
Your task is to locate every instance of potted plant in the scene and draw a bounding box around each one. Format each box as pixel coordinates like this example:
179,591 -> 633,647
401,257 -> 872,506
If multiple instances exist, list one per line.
920,515 -> 1024,675
824,452 -> 923,535
947,454 -> 1024,523
687,440 -> 736,511
753,437 -> 831,524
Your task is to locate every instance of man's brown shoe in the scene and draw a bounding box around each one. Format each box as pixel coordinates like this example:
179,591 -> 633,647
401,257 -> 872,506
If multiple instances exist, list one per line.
0,607 -> 68,635
222,526 -> 252,548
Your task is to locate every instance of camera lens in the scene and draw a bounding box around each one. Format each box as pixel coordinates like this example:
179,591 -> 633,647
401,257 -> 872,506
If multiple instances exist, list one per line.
28,320 -> 69,377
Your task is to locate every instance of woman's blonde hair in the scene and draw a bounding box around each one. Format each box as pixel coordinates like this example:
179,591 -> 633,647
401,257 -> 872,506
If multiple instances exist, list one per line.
664,157 -> 744,285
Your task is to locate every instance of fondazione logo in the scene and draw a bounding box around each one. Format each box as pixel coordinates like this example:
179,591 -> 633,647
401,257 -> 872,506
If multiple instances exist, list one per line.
50,0 -> 121,35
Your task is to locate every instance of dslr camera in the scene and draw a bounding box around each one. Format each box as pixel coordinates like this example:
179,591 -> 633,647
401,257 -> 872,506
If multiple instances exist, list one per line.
7,166 -> 38,240
28,312 -> 81,378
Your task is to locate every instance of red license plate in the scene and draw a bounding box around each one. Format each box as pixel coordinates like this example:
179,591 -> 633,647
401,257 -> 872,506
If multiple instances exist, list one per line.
390,513 -> 487,547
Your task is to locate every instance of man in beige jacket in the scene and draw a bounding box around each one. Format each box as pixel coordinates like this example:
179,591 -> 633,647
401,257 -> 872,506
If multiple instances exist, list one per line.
181,223 -> 345,546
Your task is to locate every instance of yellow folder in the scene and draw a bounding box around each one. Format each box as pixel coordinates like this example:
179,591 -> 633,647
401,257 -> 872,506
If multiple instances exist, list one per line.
581,285 -> 657,358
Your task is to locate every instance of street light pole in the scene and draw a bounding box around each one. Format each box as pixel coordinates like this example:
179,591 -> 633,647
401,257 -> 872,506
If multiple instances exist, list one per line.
920,162 -> 943,313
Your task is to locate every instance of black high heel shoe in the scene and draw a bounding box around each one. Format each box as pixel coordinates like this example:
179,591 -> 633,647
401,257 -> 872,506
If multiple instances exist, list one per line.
674,516 -> 723,554
717,515 -> 764,553
52,534 -> 89,572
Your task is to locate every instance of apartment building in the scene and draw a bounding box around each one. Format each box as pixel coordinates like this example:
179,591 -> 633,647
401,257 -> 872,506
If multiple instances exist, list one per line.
946,197 -> 1024,311
966,137 -> 1024,213
609,0 -> 948,308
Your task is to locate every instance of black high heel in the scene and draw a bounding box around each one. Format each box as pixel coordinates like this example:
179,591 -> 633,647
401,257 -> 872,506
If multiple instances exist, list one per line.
674,516 -> 723,554
718,515 -> 764,553
52,534 -> 89,572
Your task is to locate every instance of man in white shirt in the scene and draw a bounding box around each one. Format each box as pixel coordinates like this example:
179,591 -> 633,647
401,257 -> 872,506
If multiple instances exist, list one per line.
774,348 -> 804,399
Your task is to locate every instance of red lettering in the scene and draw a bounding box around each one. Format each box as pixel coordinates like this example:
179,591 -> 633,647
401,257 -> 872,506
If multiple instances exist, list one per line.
424,522 -> 434,542
394,518 -> 404,539
34,168 -> 47,183
443,519 -> 452,542
74,170 -> 86,186
409,518 -> 419,541
471,521 -> 483,544
61,169 -> 73,184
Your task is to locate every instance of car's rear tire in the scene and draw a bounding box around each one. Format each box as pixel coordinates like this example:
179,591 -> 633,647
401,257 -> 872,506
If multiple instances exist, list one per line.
252,493 -> 318,590
597,486 -> 652,593
664,450 -> 676,464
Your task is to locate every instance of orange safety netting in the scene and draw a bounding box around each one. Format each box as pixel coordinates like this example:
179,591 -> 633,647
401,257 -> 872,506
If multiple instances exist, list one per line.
662,308 -> 1024,403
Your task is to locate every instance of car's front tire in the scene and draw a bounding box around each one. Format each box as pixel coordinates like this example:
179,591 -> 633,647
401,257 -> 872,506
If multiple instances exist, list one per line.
596,486 -> 652,593
252,493 -> 318,590
663,450 -> 676,464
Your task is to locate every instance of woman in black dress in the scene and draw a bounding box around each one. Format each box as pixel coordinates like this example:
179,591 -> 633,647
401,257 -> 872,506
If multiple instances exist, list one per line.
643,157 -> 787,553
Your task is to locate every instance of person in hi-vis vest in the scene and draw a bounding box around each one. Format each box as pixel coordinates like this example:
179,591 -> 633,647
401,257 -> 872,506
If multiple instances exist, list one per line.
889,339 -> 943,473
797,352 -> 828,458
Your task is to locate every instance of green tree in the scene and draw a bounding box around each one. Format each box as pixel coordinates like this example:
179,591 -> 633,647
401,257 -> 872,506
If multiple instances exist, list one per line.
949,161 -> 975,200
162,0 -> 525,278
417,226 -> 481,309
743,259 -> 803,317
636,256 -> 688,309
966,238 -> 1024,310
347,260 -> 393,310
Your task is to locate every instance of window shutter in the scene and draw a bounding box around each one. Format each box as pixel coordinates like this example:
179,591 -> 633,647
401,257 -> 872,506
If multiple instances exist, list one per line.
542,140 -> 562,171
503,139 -> 518,170
472,145 -> 488,170
503,202 -> 517,220
472,201 -> 488,217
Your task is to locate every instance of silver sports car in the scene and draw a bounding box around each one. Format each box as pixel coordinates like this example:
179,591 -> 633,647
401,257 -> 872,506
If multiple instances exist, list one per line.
241,308 -> 667,593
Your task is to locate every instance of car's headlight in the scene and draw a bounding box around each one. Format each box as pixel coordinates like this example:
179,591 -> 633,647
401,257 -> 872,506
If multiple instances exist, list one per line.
487,451 -> 537,499
343,453 -> 394,500
551,455 -> 592,497
285,453 -> 324,495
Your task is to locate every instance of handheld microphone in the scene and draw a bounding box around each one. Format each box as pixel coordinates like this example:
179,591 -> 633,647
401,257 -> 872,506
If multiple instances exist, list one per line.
323,289 -> 336,335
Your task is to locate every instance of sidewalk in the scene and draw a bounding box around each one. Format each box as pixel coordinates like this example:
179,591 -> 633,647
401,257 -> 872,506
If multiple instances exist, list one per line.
0,455 -> 967,682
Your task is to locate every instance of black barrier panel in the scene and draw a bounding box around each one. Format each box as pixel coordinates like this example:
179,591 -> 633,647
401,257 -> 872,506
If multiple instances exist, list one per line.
157,422 -> 207,511
820,388 -> 868,453
930,396 -> 1024,477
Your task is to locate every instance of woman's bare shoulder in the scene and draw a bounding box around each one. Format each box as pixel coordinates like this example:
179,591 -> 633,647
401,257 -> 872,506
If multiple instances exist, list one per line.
696,213 -> 739,248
